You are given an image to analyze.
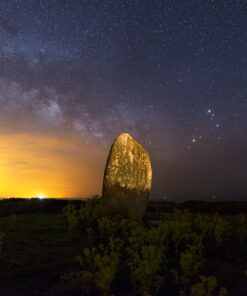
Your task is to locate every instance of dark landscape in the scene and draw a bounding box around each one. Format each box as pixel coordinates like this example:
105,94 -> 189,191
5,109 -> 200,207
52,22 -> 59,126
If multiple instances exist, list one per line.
1,198 -> 247,296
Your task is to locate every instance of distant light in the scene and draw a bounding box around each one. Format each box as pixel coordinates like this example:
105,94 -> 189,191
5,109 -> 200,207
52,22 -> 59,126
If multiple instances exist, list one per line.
38,194 -> 44,199
208,109 -> 212,113
192,138 -> 196,143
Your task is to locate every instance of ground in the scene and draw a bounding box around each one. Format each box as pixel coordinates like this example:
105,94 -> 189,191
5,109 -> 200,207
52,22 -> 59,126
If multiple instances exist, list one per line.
0,199 -> 247,296
0,212 -> 81,296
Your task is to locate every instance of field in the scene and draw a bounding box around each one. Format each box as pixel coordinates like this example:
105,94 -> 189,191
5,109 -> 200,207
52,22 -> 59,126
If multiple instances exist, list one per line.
0,198 -> 247,296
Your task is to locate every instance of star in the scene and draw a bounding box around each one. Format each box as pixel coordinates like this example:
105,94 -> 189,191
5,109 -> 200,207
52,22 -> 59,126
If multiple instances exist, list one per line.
0,0 -> 245,199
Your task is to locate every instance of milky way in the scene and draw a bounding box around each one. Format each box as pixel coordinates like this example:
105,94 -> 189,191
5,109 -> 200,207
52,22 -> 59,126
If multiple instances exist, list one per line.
0,0 -> 246,199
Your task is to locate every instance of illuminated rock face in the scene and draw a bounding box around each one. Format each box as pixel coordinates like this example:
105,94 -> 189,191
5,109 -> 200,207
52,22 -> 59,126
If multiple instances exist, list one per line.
102,133 -> 152,216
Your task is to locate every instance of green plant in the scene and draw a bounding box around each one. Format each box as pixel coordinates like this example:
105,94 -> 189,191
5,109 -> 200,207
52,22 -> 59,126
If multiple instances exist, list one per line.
63,202 -> 80,237
195,213 -> 230,249
180,241 -> 203,290
190,275 -> 227,296
236,213 -> 247,246
213,214 -> 230,247
126,224 -> 165,295
78,196 -> 103,229
61,201 -> 236,295
190,275 -> 217,296
63,196 -> 103,238
76,237 -> 123,296
164,209 -> 195,255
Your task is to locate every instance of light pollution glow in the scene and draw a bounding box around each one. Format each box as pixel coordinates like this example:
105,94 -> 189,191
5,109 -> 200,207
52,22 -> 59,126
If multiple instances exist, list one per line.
0,133 -> 106,198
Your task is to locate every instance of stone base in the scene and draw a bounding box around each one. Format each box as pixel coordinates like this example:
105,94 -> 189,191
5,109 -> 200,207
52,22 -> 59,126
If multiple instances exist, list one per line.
102,186 -> 149,216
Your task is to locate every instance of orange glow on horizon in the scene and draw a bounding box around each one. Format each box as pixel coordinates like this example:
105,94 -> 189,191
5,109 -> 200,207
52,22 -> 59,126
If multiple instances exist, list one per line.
0,132 -> 106,198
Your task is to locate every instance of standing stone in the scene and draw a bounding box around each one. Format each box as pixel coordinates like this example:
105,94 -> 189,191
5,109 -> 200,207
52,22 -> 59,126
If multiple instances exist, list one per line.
102,133 -> 152,216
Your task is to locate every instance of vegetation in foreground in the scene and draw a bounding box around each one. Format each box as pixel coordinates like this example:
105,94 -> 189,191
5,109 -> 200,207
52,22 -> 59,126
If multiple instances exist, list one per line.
0,198 -> 247,295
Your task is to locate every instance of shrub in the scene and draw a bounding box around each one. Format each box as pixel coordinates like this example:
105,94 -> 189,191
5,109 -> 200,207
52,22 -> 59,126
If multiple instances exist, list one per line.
61,200 -> 235,295
195,213 -> 230,253
63,196 -> 103,238
126,223 -> 166,295
180,242 -> 203,289
190,275 -> 218,296
76,237 -> 123,296
235,213 -> 247,246
190,275 -> 227,296
63,202 -> 80,238
78,196 -> 103,230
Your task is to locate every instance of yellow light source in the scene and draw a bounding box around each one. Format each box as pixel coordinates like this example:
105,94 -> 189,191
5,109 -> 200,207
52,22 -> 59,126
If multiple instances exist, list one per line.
38,194 -> 44,199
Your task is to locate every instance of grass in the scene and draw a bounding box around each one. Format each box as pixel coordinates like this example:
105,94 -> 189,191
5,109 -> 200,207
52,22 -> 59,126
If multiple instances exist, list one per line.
0,212 -> 81,296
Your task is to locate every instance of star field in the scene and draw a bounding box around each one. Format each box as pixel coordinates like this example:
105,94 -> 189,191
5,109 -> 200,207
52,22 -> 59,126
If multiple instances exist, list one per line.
0,0 -> 246,199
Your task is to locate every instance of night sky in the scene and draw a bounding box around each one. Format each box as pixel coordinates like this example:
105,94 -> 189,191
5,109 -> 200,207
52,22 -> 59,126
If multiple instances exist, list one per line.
0,0 -> 246,200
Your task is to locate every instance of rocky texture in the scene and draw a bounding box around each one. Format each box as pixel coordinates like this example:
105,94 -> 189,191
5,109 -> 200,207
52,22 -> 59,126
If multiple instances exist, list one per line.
102,133 -> 152,216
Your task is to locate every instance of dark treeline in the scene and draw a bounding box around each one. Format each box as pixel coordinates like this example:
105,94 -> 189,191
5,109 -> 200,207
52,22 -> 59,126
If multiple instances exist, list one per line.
1,198 -> 247,217
147,200 -> 247,215
0,198 -> 84,217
